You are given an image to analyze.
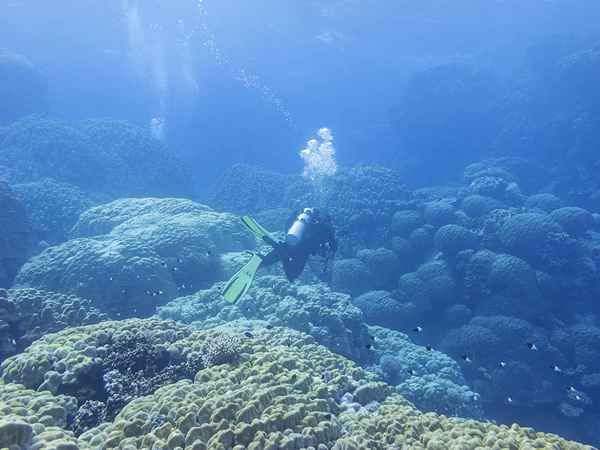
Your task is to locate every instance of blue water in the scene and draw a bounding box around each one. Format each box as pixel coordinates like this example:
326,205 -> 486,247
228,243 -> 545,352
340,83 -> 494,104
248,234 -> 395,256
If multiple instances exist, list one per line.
2,0 -> 600,447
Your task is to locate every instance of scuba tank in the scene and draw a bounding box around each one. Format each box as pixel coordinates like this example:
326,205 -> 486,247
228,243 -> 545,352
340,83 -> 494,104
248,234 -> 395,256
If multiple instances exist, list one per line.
286,208 -> 315,247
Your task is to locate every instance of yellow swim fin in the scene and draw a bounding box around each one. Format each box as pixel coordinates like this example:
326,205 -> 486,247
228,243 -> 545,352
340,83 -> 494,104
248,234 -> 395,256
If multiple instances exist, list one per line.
222,253 -> 262,304
240,216 -> 278,247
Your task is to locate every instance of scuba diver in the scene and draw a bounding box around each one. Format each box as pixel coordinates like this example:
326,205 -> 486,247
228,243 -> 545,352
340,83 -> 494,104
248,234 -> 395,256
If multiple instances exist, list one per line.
222,208 -> 337,303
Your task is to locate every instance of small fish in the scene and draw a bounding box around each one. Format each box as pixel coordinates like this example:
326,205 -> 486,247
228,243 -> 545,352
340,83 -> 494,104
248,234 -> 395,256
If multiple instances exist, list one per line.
425,345 -> 433,351
461,355 -> 472,363
368,335 -> 375,341
550,365 -> 562,373
206,250 -> 212,256
243,331 -> 253,338
366,344 -> 372,350
413,326 -> 423,333
266,325 -> 274,330
172,267 -> 179,272
575,394 -> 582,401
499,361 -> 507,368
568,386 -> 577,393
527,342 -> 538,351
507,396 -> 513,404
408,369 -> 417,376
161,262 -> 168,268
177,257 -> 183,264
10,339 -> 16,345
109,276 -> 114,281
158,290 -> 164,295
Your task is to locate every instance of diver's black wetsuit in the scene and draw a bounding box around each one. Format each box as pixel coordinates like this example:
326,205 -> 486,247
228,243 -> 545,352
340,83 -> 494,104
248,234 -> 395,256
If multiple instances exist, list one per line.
260,208 -> 337,282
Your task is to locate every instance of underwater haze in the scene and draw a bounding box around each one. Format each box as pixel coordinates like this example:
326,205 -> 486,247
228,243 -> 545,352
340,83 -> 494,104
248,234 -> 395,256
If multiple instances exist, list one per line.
2,0 -> 600,448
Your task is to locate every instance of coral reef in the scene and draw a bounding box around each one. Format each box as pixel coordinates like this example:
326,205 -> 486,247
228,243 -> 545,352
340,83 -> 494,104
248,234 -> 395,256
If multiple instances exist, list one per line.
0,319 -> 587,449
0,181 -> 34,288
210,164 -> 295,214
0,319 -> 209,434
352,291 -> 405,330
157,275 -> 373,363
14,198 -> 254,317
525,193 -> 564,212
0,117 -> 194,198
367,326 -> 483,419
434,224 -> 478,256
71,197 -> 212,238
0,288 -> 107,364
356,247 -> 400,290
13,178 -> 95,244
0,382 -> 80,449
331,258 -> 374,296
284,166 -> 411,255
78,119 -> 194,198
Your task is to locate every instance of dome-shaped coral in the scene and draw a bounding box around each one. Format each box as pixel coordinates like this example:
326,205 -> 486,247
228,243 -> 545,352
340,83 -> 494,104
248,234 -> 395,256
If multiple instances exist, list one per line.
357,248 -> 401,290
461,194 -> 504,218
488,254 -> 540,299
549,207 -> 594,237
424,201 -> 456,227
391,210 -> 423,236
434,224 -> 478,256
525,193 -> 563,212
331,258 -> 374,297
353,290 -> 405,329
498,213 -> 562,258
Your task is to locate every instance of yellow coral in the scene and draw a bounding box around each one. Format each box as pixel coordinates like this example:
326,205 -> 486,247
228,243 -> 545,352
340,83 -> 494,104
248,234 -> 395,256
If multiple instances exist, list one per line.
0,319 -> 593,449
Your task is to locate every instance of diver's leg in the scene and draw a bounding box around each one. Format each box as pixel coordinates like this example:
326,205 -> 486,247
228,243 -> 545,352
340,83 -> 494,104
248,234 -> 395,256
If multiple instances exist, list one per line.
259,248 -> 281,268
282,251 -> 308,281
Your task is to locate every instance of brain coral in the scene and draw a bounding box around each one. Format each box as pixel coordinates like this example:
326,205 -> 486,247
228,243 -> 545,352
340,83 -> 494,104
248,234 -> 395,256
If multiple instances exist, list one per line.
0,319 -> 589,449
15,198 -> 254,317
